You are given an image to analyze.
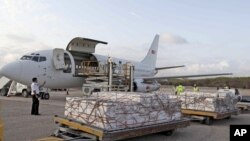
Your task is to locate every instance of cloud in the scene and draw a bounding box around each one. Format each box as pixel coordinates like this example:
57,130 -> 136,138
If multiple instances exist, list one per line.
6,34 -> 35,43
156,60 -> 231,77
0,53 -> 20,66
130,11 -> 141,18
185,61 -> 230,73
0,39 -> 52,67
0,0 -> 57,68
2,53 -> 20,62
160,33 -> 188,44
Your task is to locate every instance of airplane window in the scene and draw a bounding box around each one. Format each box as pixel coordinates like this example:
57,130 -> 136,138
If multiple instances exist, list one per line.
32,56 -> 39,62
20,55 -> 32,60
39,56 -> 46,62
31,53 -> 40,55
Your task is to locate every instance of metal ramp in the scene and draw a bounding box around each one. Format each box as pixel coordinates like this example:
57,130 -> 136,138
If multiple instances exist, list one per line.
0,76 -> 11,89
0,76 -> 12,96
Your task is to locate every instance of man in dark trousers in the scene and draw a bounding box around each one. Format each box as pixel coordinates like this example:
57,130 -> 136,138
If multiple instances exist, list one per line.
31,77 -> 45,115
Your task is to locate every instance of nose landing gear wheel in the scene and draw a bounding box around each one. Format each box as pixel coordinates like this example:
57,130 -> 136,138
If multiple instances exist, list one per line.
40,92 -> 50,100
43,93 -> 50,100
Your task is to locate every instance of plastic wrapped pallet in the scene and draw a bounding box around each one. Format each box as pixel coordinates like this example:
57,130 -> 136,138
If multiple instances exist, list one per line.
179,91 -> 238,112
65,92 -> 181,131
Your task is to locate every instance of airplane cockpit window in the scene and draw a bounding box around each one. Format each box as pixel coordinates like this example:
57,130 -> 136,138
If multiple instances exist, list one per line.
21,55 -> 46,62
31,53 -> 40,56
39,56 -> 47,62
31,56 -> 39,62
20,55 -> 32,60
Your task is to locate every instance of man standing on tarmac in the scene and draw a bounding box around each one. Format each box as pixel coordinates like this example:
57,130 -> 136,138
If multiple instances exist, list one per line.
193,84 -> 200,92
176,83 -> 185,95
31,77 -> 45,115
173,84 -> 177,95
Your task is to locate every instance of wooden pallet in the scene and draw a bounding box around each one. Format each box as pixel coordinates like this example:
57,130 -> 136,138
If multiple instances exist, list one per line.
38,116 -> 190,141
181,109 -> 239,125
236,102 -> 250,111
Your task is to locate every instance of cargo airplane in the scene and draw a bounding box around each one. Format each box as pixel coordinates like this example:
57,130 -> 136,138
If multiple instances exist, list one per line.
0,35 -> 232,97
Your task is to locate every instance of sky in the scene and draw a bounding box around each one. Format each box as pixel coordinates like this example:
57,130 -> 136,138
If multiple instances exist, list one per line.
0,0 -> 250,76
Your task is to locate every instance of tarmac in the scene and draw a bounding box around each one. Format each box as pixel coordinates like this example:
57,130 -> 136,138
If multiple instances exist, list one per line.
0,88 -> 250,141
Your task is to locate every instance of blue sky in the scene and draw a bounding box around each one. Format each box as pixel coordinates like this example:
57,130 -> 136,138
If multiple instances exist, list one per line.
0,0 -> 249,76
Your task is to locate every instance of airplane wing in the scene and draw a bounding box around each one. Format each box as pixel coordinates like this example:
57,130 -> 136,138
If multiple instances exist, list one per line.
156,65 -> 185,70
141,73 -> 233,80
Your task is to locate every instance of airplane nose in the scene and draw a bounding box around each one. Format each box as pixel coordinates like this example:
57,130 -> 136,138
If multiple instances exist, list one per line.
0,61 -> 22,80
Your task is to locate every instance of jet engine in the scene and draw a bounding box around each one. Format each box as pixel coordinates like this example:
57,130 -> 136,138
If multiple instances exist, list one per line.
133,79 -> 160,92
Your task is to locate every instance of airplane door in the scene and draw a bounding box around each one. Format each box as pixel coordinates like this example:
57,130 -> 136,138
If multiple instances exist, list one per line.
53,48 -> 66,70
38,56 -> 47,82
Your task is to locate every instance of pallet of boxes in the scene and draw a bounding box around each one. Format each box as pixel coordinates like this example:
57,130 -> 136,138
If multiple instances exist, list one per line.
179,90 -> 239,125
52,92 -> 190,141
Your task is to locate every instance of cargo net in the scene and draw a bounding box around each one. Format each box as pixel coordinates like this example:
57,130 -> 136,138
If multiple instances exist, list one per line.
179,91 -> 238,113
65,92 -> 181,131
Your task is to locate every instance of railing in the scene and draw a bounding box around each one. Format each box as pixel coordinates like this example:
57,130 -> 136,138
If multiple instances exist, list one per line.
75,61 -> 107,76
76,61 -> 132,77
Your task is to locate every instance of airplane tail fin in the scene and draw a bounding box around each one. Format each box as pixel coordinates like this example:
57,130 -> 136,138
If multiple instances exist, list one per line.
141,34 -> 159,68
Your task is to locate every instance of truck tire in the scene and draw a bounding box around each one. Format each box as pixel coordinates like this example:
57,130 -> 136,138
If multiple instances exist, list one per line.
22,90 -> 29,98
0,88 -> 8,96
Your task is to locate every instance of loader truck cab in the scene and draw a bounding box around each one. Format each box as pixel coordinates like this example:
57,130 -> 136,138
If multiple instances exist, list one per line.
12,82 -> 30,97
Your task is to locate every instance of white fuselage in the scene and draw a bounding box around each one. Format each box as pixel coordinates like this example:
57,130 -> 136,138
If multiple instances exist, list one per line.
0,49 -> 156,89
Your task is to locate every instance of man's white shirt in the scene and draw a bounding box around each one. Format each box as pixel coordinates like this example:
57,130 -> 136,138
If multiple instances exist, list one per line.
31,82 -> 40,95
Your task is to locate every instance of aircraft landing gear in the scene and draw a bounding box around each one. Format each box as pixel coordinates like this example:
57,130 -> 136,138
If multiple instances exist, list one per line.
40,92 -> 50,100
43,93 -> 50,100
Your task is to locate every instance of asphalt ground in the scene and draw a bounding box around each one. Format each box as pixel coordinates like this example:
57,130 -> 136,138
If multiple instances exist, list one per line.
0,87 -> 249,141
